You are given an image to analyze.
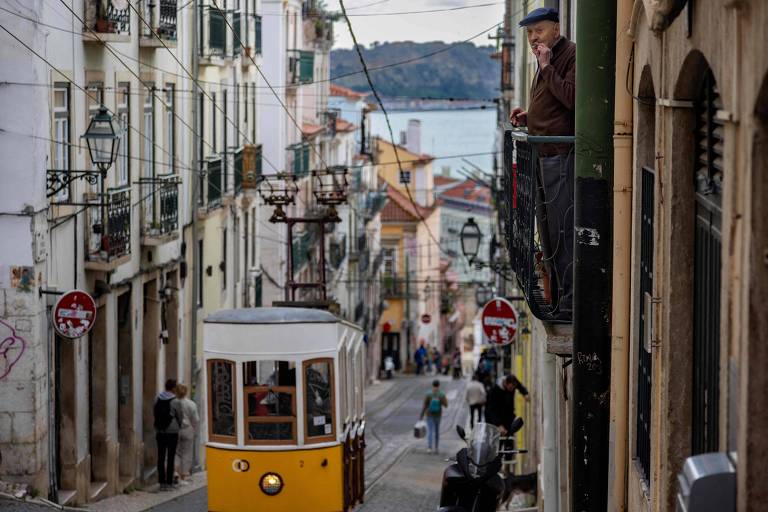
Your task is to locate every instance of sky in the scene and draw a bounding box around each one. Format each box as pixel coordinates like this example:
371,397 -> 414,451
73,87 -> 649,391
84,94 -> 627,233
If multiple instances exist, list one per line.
324,0 -> 506,49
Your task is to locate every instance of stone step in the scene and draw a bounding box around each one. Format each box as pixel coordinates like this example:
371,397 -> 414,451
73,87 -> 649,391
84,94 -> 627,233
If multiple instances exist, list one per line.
57,489 -> 77,506
89,480 -> 108,502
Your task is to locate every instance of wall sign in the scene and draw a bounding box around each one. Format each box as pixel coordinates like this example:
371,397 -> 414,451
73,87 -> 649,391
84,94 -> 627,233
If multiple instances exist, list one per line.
52,290 -> 97,339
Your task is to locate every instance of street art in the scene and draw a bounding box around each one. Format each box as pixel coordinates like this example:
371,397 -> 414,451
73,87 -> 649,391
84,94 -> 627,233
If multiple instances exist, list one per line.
0,319 -> 27,379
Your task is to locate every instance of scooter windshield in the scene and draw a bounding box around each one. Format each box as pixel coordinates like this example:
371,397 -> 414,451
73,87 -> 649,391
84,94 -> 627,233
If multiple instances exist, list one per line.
467,423 -> 501,467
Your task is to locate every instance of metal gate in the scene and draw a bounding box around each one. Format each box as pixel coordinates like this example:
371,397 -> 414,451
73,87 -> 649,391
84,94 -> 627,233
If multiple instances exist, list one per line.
636,166 -> 654,482
692,69 -> 723,455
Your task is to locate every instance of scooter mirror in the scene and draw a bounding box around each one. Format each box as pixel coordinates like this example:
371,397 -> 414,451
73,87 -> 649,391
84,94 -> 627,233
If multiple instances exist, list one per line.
509,417 -> 524,435
456,425 -> 467,440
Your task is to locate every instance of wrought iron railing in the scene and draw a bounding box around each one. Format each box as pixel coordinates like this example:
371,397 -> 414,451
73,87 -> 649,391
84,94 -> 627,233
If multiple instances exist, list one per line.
503,128 -> 575,323
85,185 -> 131,262
139,174 -> 179,239
88,0 -> 131,35
287,49 -> 315,85
381,275 -> 407,298
158,0 -> 177,39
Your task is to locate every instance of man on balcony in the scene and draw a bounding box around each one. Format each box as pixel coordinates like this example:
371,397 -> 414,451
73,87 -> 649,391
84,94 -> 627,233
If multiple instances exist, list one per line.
510,8 -> 576,317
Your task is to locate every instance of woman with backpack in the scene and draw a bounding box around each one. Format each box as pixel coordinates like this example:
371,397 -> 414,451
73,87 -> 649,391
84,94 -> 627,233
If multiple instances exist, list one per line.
419,379 -> 448,454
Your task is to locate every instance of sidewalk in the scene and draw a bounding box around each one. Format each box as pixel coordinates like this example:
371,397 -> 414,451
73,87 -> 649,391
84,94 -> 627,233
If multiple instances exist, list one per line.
0,472 -> 207,512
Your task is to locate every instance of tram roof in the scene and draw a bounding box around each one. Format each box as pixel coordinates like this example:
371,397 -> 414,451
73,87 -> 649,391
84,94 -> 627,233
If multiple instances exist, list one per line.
204,307 -> 340,325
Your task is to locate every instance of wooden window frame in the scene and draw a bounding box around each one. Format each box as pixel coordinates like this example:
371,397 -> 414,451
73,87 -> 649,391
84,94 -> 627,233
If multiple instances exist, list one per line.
242,385 -> 296,445
303,357 -> 336,444
207,359 -> 237,444
52,82 -> 71,201
165,83 -> 175,173
116,82 -> 130,186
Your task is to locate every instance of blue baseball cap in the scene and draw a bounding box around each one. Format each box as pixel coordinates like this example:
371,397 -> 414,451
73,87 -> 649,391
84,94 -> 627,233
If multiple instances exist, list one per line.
519,7 -> 559,27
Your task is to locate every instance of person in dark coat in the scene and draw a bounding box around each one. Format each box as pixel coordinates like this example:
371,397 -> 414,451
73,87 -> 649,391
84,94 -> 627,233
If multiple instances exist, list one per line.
484,374 -> 530,436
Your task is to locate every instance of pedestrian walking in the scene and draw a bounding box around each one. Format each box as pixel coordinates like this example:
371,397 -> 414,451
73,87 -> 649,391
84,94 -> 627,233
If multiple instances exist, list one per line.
465,375 -> 487,427
174,383 -> 199,484
154,379 -> 184,490
384,356 -> 395,379
415,344 -> 427,375
451,349 -> 462,380
419,379 -> 448,454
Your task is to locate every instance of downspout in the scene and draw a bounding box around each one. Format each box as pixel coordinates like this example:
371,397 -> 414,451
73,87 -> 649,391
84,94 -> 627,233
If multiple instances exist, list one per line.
607,0 -> 634,510
572,0 -> 616,509
190,0 -> 201,469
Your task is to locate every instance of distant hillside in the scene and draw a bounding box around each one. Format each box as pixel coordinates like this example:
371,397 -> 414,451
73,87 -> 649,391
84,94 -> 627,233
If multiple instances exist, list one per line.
330,42 -> 499,100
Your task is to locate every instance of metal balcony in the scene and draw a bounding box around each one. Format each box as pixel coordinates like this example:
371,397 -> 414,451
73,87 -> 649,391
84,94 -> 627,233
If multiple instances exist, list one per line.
158,0 -> 177,40
86,0 -> 130,35
139,174 -> 180,244
502,128 -> 575,323
381,275 -> 410,299
85,185 -> 131,270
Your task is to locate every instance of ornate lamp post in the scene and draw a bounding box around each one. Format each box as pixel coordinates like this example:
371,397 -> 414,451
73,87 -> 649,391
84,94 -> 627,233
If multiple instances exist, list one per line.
47,105 -> 121,200
460,217 -> 482,265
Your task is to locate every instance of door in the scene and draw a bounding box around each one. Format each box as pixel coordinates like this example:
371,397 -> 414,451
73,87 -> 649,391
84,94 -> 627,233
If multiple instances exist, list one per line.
381,332 -> 401,370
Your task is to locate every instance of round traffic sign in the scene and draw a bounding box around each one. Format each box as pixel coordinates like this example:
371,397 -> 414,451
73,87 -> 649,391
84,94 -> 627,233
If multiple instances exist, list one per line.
421,314 -> 431,324
53,290 -> 97,339
480,297 -> 518,345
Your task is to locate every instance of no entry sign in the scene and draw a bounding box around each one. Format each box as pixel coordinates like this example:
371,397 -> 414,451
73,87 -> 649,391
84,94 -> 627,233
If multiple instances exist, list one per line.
53,290 -> 97,339
480,297 -> 518,345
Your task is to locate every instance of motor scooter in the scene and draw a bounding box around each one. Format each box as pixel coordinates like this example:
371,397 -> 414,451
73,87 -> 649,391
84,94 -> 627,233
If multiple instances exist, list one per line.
437,419 -> 525,512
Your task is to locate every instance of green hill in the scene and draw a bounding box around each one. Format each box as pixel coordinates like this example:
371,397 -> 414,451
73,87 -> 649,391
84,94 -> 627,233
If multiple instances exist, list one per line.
330,41 -> 500,100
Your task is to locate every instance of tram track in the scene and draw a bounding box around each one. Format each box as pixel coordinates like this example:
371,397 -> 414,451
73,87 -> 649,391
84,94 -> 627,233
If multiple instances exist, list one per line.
363,377 -> 468,495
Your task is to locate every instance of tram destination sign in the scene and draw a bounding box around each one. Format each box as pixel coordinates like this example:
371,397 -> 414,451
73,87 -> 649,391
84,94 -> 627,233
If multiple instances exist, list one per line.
53,290 -> 97,339
480,297 -> 518,345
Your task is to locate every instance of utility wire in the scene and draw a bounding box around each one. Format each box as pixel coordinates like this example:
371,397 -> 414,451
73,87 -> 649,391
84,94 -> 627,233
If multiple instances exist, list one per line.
338,0 -> 453,258
127,0 -> 280,173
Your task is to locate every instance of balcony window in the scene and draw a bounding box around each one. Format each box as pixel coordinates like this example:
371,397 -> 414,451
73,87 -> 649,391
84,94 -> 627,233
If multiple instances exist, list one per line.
165,84 -> 175,173
116,82 -> 130,186
287,50 -> 315,85
233,10 -> 241,56
139,174 -> 179,241
158,0 -> 177,40
208,7 -> 227,56
85,186 -> 131,265
207,158 -> 223,206
288,142 -> 311,178
234,147 -> 243,193
52,83 -> 71,201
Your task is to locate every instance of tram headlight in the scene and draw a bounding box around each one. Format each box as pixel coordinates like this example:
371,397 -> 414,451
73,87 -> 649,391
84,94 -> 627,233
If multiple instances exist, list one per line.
260,472 -> 283,496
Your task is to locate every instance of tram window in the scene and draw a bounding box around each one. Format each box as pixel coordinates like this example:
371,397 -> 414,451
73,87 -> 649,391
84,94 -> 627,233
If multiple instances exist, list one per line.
355,348 -> 364,415
243,360 -> 296,444
339,347 -> 349,425
304,358 -> 335,441
346,349 -> 355,420
208,360 -> 237,443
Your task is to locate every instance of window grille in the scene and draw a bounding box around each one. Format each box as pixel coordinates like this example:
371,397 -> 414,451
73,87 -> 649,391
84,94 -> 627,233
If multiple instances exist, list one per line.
692,69 -> 723,455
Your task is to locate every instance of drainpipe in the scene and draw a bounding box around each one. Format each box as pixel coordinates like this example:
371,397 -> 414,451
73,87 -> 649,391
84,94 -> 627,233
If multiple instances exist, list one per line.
572,0 -> 616,510
190,0 -> 201,470
607,0 -> 634,510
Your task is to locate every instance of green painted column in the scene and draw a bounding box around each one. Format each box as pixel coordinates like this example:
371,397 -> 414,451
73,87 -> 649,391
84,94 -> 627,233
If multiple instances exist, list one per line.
572,1 -> 616,510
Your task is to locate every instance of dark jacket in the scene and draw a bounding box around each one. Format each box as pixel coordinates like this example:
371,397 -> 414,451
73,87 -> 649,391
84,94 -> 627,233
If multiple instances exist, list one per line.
527,36 -> 576,156
484,380 -> 529,431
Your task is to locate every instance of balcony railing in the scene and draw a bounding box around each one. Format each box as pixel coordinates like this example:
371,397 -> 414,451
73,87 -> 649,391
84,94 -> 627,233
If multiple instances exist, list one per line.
85,185 -> 131,266
503,128 -> 575,323
87,0 -> 131,35
288,142 -> 311,178
287,49 -> 315,85
381,275 -> 409,298
139,174 -> 179,241
158,0 -> 177,40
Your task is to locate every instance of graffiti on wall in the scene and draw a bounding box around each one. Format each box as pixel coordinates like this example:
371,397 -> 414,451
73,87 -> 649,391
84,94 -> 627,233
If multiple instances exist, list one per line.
0,319 -> 27,379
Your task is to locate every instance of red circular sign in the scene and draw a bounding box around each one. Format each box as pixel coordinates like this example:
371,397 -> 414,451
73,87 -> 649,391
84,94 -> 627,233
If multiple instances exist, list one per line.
382,321 -> 392,333
480,297 -> 518,345
53,290 -> 97,339
421,314 -> 432,324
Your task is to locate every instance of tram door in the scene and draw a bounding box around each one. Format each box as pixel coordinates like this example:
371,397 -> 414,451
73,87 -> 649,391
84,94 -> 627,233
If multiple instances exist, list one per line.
381,333 -> 401,370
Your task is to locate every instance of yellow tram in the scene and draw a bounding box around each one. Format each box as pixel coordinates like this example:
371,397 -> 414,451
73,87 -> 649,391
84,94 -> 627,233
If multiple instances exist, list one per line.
203,308 -> 366,512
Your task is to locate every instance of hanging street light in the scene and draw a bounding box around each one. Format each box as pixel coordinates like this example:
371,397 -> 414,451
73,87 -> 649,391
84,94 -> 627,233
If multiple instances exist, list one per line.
460,217 -> 482,264
83,105 -> 121,174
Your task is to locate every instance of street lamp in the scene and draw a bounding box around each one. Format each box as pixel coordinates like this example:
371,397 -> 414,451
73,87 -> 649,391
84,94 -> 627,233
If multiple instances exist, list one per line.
475,283 -> 494,308
83,105 -> 121,174
460,217 -> 482,264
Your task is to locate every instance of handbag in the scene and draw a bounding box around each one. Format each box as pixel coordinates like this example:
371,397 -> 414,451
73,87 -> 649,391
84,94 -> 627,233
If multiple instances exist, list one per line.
413,419 -> 427,438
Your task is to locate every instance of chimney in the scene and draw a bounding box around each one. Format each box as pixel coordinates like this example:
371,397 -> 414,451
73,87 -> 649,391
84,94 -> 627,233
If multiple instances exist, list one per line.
406,119 -> 421,154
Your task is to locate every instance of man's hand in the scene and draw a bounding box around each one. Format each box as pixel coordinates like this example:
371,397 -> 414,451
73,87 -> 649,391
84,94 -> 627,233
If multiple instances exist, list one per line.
533,42 -> 552,69
510,107 -> 527,127
498,425 -> 508,436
